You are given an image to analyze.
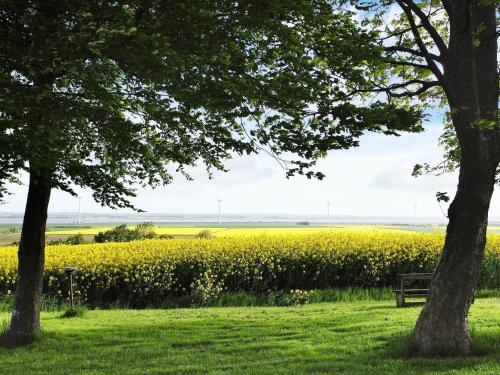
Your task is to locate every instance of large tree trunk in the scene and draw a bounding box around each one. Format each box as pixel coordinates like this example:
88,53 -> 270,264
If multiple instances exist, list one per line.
412,142 -> 498,355
412,0 -> 499,355
2,171 -> 51,348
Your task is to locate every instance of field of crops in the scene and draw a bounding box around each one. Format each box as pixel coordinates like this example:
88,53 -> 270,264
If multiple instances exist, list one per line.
0,231 -> 499,307
44,225 -> 500,237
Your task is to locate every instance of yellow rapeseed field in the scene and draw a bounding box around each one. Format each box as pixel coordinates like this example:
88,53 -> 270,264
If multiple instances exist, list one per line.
1,231 -> 499,306
46,225 -> 411,236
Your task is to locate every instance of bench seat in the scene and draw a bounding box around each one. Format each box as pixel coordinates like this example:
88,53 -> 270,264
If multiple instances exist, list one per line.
392,288 -> 429,294
394,273 -> 433,307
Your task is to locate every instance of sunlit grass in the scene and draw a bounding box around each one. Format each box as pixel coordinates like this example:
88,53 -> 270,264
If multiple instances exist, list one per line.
0,298 -> 498,374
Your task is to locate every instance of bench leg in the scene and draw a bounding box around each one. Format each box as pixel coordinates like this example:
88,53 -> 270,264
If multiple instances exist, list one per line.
396,293 -> 405,308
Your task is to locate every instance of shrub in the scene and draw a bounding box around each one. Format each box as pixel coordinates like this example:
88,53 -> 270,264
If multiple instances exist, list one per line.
134,222 -> 157,240
194,230 -> 213,239
94,223 -> 157,243
46,238 -> 65,246
46,234 -> 87,246
94,224 -> 136,243
61,306 -> 86,318
65,234 -> 87,245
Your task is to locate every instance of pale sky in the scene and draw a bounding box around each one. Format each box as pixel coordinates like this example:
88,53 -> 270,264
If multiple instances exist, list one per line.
1,119 -> 499,219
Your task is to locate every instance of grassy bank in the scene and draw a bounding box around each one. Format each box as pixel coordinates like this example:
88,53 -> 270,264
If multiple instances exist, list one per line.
1,288 -> 499,311
0,298 -> 499,374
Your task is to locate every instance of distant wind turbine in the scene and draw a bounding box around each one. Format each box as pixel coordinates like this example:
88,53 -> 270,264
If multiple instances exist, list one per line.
77,197 -> 82,225
327,201 -> 331,224
217,199 -> 222,225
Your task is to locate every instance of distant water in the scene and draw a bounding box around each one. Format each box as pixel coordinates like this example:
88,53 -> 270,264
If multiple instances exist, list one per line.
1,211 -> 499,226
0,212 -> 470,226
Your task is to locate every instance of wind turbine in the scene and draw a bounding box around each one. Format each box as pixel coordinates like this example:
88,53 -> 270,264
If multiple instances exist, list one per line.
217,199 -> 222,225
413,202 -> 417,227
327,201 -> 331,224
77,197 -> 82,225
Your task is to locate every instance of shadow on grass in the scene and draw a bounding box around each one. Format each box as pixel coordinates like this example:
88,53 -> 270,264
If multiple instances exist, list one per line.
0,311 -> 498,375
401,301 -> 426,308
389,330 -> 499,356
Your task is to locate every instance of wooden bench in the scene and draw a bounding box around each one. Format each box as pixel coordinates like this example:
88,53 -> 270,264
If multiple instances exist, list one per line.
393,273 -> 433,307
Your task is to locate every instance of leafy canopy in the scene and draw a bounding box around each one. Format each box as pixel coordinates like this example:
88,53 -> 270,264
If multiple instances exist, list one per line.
345,0 -> 499,185
0,0 -> 424,210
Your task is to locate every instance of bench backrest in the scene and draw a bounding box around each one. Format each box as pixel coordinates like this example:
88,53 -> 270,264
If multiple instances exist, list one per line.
399,273 -> 434,281
398,273 -> 433,292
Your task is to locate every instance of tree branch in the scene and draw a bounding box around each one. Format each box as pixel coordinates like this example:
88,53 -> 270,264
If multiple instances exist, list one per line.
383,59 -> 431,70
345,79 -> 439,99
384,46 -> 443,63
396,0 -> 446,84
399,0 -> 448,58
389,80 -> 440,97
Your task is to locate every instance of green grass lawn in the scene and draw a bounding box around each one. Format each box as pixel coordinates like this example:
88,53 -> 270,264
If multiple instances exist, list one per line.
0,299 -> 499,374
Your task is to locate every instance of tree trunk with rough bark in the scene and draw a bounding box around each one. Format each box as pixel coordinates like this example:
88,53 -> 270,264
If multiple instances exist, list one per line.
412,0 -> 500,355
2,171 -> 51,348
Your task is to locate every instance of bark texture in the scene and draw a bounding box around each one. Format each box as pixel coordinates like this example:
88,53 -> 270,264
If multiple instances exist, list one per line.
2,172 -> 51,348
412,0 -> 500,355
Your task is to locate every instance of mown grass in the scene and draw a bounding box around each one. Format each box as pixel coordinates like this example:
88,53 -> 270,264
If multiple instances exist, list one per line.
0,298 -> 498,374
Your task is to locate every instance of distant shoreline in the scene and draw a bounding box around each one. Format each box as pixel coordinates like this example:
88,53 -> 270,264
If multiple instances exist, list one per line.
1,211 -> 500,227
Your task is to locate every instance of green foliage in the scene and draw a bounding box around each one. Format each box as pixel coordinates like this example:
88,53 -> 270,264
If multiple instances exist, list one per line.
61,306 -> 86,319
0,317 -> 9,344
413,116 -> 500,186
0,1 -> 424,208
351,0 -> 499,186
4,286 -> 491,311
158,234 -> 174,240
435,191 -> 450,203
45,239 -> 66,246
94,223 -> 157,243
65,234 -> 87,245
190,270 -> 224,307
194,230 -> 214,239
133,222 -> 156,240
46,234 -> 88,246
94,225 -> 136,243
276,289 -> 312,306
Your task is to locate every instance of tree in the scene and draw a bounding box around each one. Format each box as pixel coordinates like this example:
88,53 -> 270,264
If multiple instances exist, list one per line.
0,1 -> 421,347
339,0 -> 498,355
237,0 -> 498,356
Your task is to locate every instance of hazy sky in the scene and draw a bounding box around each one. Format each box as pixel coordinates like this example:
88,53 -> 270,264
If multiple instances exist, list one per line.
1,118 -> 499,218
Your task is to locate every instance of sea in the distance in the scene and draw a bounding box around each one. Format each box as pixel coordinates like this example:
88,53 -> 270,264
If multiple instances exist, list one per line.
2,212 -> 499,226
